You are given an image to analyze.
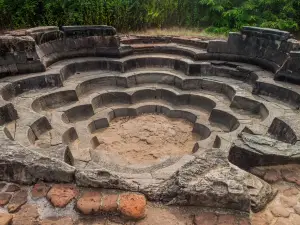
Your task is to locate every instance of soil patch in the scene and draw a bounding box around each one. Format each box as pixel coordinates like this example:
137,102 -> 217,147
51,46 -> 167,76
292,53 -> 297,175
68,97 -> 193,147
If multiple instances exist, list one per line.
94,114 -> 200,165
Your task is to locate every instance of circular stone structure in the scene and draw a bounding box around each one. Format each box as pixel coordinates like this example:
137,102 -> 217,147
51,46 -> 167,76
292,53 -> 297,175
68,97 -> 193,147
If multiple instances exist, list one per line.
1,25 -> 300,218
89,114 -> 201,165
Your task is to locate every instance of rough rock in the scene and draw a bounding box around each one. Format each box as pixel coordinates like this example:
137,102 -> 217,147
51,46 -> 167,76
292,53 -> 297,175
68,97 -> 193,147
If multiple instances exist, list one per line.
207,27 -> 291,74
118,193 -> 147,220
7,190 -> 28,213
61,25 -> 116,38
279,50 -> 300,83
229,133 -> 300,170
47,184 -> 78,208
0,35 -> 45,75
243,174 -> 276,212
268,116 -> 300,144
0,136 -> 75,184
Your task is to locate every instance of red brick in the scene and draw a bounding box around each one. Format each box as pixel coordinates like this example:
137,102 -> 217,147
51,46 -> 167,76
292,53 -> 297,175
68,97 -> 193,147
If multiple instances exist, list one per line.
118,193 -> 147,220
47,184 -> 78,208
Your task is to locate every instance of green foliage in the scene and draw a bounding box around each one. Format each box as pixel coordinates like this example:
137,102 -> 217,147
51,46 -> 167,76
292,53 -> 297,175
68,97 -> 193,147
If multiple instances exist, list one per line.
0,0 -> 299,34
199,0 -> 299,32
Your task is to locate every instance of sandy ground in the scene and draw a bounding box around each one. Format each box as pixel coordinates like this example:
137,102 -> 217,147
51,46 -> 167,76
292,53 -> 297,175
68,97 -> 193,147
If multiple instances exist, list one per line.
93,114 -> 200,165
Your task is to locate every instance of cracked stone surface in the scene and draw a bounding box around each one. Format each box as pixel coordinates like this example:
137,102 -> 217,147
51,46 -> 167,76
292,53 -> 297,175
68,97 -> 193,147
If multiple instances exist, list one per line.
230,132 -> 300,170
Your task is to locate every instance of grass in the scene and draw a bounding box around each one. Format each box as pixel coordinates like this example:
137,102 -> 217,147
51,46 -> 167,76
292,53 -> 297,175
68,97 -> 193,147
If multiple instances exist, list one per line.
124,27 -> 227,39
1,26 -> 228,40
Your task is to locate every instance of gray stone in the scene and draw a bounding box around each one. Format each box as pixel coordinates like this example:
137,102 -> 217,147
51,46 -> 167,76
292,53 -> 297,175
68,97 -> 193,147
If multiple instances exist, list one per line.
0,35 -> 46,76
207,27 -> 292,73
0,102 -> 18,125
269,116 -> 300,144
0,135 -> 75,184
244,174 -> 276,212
252,79 -> 300,109
242,26 -> 291,41
229,132 -> 300,170
61,25 -> 117,38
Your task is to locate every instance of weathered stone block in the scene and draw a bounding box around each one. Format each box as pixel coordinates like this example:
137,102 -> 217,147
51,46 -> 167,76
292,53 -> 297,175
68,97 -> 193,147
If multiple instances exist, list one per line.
229,133 -> 300,169
0,136 -> 75,184
269,116 -> 300,144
